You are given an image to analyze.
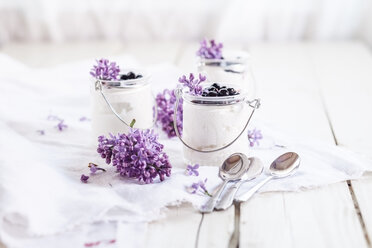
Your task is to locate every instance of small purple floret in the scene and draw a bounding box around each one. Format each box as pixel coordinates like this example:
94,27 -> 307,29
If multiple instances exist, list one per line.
197,39 -> 223,59
248,128 -> 263,147
186,164 -> 199,176
155,89 -> 183,138
178,73 -> 206,96
187,178 -> 212,197
97,129 -> 172,184
90,58 -> 120,80
80,174 -> 89,183
37,130 -> 45,135
79,116 -> 91,122
56,120 -> 68,131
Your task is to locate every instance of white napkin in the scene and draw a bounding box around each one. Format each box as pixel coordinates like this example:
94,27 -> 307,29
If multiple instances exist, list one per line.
0,55 -> 371,247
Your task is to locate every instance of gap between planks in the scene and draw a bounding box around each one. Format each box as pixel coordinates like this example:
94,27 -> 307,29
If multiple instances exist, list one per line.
318,69 -> 372,248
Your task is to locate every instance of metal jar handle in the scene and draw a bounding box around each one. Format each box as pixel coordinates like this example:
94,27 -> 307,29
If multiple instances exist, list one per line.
172,88 -> 260,153
95,80 -> 158,128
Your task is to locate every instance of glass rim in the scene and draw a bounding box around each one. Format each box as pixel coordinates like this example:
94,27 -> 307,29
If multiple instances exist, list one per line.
197,50 -> 250,64
94,72 -> 151,89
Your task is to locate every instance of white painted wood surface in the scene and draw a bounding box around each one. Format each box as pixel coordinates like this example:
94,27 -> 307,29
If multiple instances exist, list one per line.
238,43 -> 367,248
1,41 -> 371,248
307,42 -> 372,246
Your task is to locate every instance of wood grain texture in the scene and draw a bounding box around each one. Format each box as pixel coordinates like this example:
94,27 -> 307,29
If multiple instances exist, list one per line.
307,42 -> 372,246
239,43 -> 368,248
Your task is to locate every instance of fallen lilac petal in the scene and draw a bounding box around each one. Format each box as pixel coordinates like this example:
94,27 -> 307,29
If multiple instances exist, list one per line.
80,174 -> 89,183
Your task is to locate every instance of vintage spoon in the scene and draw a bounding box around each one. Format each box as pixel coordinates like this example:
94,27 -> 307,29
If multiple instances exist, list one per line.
215,157 -> 264,210
236,152 -> 300,202
201,153 -> 250,213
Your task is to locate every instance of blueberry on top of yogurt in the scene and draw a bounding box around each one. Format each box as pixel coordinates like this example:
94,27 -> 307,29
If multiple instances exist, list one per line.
120,72 -> 143,80
201,83 -> 239,97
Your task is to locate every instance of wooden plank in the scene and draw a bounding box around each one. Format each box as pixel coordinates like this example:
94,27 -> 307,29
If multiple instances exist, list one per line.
239,43 -> 368,248
144,205 -> 202,248
307,42 -> 372,246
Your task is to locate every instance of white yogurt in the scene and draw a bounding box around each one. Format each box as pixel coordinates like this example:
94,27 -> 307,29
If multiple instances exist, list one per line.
91,74 -> 154,138
180,85 -> 252,167
197,50 -> 255,98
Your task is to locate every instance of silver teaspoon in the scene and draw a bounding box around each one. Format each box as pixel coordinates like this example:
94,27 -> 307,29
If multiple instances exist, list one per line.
215,157 -> 264,210
235,152 -> 300,203
201,153 -> 250,213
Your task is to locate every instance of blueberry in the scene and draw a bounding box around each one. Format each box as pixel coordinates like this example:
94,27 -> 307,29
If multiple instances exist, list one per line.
135,74 -> 143,79
220,86 -> 227,89
211,83 -> 220,89
227,88 -> 236,95
127,72 -> 136,79
207,91 -> 218,97
120,74 -> 129,80
219,89 -> 228,96
206,86 -> 217,92
202,92 -> 208,97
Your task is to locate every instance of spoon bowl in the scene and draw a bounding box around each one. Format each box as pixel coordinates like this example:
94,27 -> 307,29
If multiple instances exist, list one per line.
269,152 -> 300,178
201,153 -> 250,213
236,152 -> 300,203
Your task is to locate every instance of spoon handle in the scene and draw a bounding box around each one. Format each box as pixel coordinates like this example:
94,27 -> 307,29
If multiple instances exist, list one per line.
201,180 -> 229,213
215,180 -> 244,210
235,176 -> 273,202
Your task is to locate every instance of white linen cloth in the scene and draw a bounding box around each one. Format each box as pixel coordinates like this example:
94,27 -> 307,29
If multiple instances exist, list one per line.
0,54 -> 371,247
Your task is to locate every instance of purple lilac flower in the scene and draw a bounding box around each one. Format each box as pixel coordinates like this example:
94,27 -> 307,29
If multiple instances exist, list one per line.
187,178 -> 212,197
81,174 -> 89,183
56,120 -> 68,131
97,129 -> 172,184
186,164 -> 199,176
155,89 -> 183,138
178,73 -> 206,96
79,116 -> 91,122
36,130 -> 45,135
197,39 -> 223,59
88,162 -> 106,174
248,128 -> 263,147
90,58 -> 120,80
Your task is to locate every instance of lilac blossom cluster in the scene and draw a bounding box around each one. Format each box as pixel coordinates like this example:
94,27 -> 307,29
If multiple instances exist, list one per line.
178,73 -> 206,96
155,89 -> 183,138
97,129 -> 172,184
90,58 -> 120,80
196,39 -> 223,59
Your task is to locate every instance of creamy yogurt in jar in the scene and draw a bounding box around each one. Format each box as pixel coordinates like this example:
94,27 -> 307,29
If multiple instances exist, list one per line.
91,72 -> 154,138
197,51 -> 255,97
175,83 -> 259,167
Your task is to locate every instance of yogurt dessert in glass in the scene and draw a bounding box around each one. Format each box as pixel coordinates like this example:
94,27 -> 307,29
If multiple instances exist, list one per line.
91,70 -> 154,137
174,76 -> 260,167
196,39 -> 255,97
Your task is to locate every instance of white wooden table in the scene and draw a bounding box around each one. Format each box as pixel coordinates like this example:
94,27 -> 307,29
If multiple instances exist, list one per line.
1,41 -> 372,248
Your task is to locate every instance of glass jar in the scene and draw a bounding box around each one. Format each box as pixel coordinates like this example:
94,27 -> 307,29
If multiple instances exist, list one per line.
197,51 -> 255,98
173,84 -> 260,167
91,72 -> 154,137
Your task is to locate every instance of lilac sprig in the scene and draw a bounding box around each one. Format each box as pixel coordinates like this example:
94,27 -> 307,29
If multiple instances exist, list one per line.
155,89 -> 183,138
248,128 -> 263,147
197,39 -> 223,59
178,73 -> 206,96
187,178 -> 212,197
97,128 -> 172,184
90,58 -> 120,80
